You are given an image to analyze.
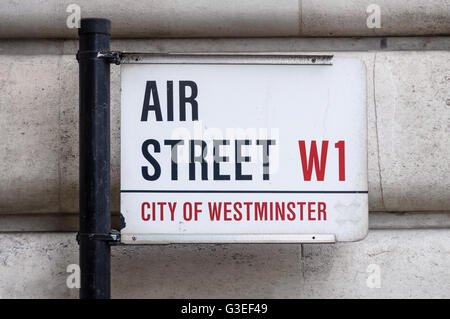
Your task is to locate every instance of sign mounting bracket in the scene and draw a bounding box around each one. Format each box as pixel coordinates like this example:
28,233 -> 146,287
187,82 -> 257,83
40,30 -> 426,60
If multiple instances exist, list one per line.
76,230 -> 121,245
120,53 -> 333,65
97,50 -> 123,65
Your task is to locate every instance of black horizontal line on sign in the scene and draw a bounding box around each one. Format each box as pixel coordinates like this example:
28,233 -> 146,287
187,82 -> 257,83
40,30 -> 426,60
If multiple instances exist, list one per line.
120,190 -> 368,194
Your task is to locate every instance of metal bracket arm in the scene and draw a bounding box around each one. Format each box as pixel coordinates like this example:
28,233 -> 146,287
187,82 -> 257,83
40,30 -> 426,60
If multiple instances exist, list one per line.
97,50 -> 122,65
76,230 -> 121,244
76,50 -> 122,65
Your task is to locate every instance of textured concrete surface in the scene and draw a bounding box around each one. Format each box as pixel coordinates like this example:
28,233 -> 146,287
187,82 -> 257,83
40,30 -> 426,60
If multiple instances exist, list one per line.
301,0 -> 450,37
375,51 -> 450,211
0,44 -> 449,214
0,0 -> 300,38
368,212 -> 450,230
0,1 -> 449,38
0,230 -> 448,298
2,37 -> 450,56
0,56 -> 61,213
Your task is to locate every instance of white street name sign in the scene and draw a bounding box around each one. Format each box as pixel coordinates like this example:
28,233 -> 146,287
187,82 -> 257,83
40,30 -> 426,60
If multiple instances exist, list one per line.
120,54 -> 368,243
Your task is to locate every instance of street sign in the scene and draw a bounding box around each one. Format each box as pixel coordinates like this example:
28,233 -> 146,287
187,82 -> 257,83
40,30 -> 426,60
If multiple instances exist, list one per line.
120,54 -> 368,244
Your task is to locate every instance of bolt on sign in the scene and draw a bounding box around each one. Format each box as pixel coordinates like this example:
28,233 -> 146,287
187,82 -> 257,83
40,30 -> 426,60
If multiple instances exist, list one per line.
120,54 -> 368,244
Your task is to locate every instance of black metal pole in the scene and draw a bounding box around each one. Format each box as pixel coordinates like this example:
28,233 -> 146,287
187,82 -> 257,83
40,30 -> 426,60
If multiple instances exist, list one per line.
77,18 -> 111,299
